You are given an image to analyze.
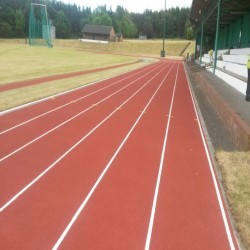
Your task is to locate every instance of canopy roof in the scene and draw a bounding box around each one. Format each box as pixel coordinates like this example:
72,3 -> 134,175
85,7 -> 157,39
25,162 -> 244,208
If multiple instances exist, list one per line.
190,0 -> 250,34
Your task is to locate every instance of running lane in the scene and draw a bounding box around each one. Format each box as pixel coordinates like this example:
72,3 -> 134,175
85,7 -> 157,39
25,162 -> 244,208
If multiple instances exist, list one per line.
147,63 -> 238,249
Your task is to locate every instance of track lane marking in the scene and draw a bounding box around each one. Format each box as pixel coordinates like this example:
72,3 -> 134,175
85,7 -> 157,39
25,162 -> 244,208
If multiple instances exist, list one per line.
0,63 -> 166,162
0,62 -> 172,213
145,63 -> 180,250
52,62 -> 176,250
0,62 -> 162,135
184,63 -> 236,250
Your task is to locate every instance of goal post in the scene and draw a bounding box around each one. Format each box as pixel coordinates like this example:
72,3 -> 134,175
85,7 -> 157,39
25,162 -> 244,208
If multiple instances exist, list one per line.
29,3 -> 53,48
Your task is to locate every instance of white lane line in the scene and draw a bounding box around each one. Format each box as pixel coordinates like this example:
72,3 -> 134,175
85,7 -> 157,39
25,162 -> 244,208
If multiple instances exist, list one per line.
0,62 -> 162,135
184,63 -> 236,250
145,63 -> 179,250
52,62 -> 176,250
0,62 -> 171,213
0,63 -> 165,163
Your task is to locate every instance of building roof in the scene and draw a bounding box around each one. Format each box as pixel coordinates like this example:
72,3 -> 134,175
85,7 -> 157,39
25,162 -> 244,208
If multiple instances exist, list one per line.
190,0 -> 250,34
82,25 -> 113,35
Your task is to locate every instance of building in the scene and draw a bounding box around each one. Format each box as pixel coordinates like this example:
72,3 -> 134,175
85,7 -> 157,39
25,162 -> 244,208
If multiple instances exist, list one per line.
190,0 -> 250,63
82,24 -> 116,42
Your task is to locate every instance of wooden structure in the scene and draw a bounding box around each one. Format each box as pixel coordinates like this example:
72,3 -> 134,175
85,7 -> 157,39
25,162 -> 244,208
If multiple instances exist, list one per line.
82,24 -> 116,42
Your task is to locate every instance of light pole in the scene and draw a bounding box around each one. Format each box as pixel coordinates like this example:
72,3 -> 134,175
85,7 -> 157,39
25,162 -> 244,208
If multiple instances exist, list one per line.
162,0 -> 166,57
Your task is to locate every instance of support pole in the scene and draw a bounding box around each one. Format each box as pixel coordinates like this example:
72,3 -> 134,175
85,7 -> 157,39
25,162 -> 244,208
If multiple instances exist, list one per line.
162,0 -> 166,57
213,0 -> 222,74
195,31 -> 198,60
199,10 -> 204,64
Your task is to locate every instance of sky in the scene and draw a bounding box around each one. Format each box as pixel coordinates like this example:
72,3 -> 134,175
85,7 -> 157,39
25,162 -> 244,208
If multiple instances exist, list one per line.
61,0 -> 193,13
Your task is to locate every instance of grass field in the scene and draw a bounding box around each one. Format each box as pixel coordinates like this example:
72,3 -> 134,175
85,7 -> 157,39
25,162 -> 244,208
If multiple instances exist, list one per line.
0,43 -> 137,85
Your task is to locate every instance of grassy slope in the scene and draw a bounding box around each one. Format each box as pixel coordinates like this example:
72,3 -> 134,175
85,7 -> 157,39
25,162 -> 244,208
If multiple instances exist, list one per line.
55,39 -> 195,58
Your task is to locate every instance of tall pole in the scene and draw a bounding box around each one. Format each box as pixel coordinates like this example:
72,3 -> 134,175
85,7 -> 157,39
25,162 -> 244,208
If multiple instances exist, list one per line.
199,10 -> 204,64
162,0 -> 166,57
213,0 -> 222,74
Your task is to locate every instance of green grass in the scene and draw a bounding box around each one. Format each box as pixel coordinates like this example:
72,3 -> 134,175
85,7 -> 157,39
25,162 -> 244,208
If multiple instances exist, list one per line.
216,151 -> 250,249
0,43 -> 136,85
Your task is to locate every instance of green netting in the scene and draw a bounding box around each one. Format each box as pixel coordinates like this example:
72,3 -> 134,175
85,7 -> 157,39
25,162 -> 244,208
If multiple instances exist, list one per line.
29,3 -> 53,48
218,26 -> 228,49
241,12 -> 250,48
227,19 -> 241,48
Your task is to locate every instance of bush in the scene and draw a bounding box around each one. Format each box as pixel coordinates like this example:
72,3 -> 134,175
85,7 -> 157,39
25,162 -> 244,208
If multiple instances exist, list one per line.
0,21 -> 14,38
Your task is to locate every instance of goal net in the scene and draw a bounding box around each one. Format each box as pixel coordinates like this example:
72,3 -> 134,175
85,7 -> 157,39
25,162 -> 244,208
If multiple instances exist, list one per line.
29,3 -> 53,48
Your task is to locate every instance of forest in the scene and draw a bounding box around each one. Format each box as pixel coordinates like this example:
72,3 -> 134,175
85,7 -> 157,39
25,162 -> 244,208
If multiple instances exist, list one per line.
0,0 -> 194,40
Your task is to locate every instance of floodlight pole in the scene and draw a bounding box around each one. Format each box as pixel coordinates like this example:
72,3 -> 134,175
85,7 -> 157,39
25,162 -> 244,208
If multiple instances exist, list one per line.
162,0 -> 166,57
199,10 -> 204,64
213,0 -> 222,74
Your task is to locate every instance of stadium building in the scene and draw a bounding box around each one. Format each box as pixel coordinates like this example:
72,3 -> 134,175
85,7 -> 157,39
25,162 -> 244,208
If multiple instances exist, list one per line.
190,0 -> 250,75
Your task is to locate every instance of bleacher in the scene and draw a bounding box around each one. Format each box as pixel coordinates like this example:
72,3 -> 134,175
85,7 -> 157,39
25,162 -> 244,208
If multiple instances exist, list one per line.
201,48 -> 249,81
199,48 -> 249,95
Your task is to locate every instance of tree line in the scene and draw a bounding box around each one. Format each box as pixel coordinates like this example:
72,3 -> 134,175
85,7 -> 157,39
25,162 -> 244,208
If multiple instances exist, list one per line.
0,0 -> 194,40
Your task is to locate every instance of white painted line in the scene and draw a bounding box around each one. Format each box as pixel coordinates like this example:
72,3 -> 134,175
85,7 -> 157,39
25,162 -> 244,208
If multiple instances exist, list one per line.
0,63 -> 165,162
52,62 -> 176,250
0,62 -> 161,134
145,63 -> 179,250
184,62 -> 236,250
0,62 -> 171,213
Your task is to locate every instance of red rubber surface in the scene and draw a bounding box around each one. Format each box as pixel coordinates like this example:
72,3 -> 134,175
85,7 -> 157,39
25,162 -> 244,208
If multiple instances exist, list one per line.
0,61 -> 138,93
0,61 -> 238,249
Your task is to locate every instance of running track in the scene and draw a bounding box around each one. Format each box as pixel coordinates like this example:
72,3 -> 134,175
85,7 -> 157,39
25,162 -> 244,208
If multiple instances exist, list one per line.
0,61 -> 238,249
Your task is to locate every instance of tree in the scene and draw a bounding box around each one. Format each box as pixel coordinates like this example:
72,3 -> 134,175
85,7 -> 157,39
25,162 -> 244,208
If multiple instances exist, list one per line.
185,19 -> 194,40
15,9 -> 25,37
0,21 -> 14,37
92,13 -> 112,26
142,16 -> 154,38
2,7 -> 15,27
121,16 -> 137,38
89,5 -> 113,26
0,0 -> 191,40
54,10 -> 70,38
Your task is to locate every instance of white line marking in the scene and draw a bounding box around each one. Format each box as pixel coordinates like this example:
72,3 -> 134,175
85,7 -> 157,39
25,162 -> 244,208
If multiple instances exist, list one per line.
0,63 -> 161,135
52,62 -> 175,250
0,63 -> 165,162
145,63 -> 179,250
184,62 -> 236,250
0,62 -> 171,213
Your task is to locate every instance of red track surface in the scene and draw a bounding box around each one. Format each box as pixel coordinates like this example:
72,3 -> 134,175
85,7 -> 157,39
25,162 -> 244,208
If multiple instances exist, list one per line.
0,61 -> 238,249
0,61 -> 138,93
